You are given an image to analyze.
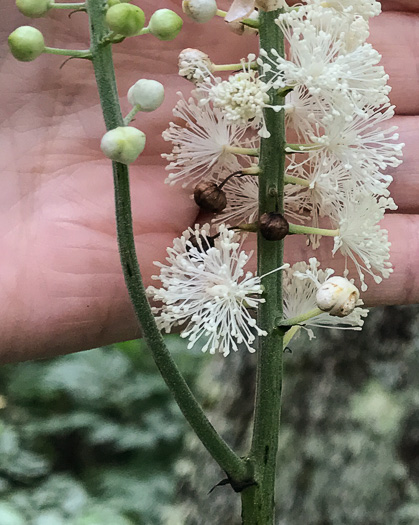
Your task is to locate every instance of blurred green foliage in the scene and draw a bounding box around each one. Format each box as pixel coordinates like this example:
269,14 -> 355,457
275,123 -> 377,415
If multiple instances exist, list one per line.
0,336 -> 205,525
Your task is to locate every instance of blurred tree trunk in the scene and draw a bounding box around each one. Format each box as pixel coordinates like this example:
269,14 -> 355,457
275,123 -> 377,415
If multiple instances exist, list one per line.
166,305 -> 419,525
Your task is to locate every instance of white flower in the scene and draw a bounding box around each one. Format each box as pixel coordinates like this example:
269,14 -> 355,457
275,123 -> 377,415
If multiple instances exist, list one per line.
283,258 -> 368,338
332,195 -> 397,291
147,224 -> 268,356
162,91 -> 256,187
305,105 -> 403,190
259,10 -> 389,115
197,55 -> 280,138
178,48 -> 213,83
305,0 -> 381,20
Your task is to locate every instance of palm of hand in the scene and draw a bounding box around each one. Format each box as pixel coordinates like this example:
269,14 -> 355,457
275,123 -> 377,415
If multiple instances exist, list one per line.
1,0 -> 418,360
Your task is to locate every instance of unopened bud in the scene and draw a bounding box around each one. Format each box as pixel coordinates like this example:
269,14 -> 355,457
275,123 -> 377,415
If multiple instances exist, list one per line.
127,79 -> 164,111
259,212 -> 289,241
316,276 -> 360,317
149,9 -> 183,41
100,126 -> 146,164
178,48 -> 212,82
107,0 -> 131,6
105,3 -> 145,37
16,0 -> 51,18
8,26 -> 45,62
182,0 -> 218,23
194,182 -> 227,213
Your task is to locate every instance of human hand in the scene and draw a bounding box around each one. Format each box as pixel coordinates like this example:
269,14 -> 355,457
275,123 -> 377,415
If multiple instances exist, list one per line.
0,0 -> 417,362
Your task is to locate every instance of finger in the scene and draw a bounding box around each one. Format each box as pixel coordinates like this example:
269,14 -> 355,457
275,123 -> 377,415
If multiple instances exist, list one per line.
386,116 -> 419,214
382,0 -> 419,11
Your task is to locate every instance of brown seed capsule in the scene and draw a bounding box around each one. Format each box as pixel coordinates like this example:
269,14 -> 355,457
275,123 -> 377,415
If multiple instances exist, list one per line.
194,181 -> 227,213
187,234 -> 215,253
259,212 -> 289,241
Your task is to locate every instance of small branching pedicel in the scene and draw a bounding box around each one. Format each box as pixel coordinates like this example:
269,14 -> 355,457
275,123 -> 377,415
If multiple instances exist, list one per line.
9,0 -> 403,522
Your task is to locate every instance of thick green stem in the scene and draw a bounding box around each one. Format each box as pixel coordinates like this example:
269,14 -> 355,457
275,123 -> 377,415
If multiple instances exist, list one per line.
86,0 -> 250,485
241,9 -> 286,524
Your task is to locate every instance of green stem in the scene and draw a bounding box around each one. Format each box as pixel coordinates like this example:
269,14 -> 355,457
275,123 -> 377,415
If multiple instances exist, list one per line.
123,104 -> 141,125
288,223 -> 339,237
277,86 -> 294,97
241,8 -> 286,524
44,46 -> 91,58
225,146 -> 259,156
284,174 -> 310,187
216,8 -> 227,17
86,0 -> 250,485
51,1 -> 85,8
280,308 -> 323,327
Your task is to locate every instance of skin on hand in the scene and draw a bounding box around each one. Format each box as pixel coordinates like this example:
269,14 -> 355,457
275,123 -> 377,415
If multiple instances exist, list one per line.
0,0 -> 418,362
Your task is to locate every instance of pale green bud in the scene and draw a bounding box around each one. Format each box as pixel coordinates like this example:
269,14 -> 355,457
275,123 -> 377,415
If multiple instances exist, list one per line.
149,9 -> 183,41
127,79 -> 165,112
107,0 -> 131,7
16,0 -> 52,18
182,0 -> 217,23
8,26 -> 45,62
101,127 -> 146,164
105,4 -> 145,37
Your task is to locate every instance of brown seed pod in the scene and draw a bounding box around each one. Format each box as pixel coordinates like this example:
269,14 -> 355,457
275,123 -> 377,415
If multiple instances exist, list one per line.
194,181 -> 227,213
259,212 -> 289,241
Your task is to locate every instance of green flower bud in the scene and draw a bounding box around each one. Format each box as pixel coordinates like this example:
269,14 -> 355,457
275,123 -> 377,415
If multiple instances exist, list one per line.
107,0 -> 131,7
16,0 -> 52,18
182,0 -> 217,23
105,4 -> 145,37
101,126 -> 146,164
149,9 -> 183,41
127,79 -> 165,112
8,26 -> 45,62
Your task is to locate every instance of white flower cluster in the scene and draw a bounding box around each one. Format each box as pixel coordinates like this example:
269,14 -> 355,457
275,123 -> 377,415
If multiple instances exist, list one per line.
148,0 -> 403,356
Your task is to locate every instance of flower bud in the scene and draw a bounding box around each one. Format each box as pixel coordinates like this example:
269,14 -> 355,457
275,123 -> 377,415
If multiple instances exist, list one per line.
105,3 -> 145,37
127,79 -> 165,111
149,9 -> 183,41
316,276 -> 360,318
16,0 -> 51,18
259,212 -> 289,241
194,182 -> 227,213
100,126 -> 146,164
8,26 -> 45,62
107,0 -> 131,7
182,0 -> 218,23
178,48 -> 212,82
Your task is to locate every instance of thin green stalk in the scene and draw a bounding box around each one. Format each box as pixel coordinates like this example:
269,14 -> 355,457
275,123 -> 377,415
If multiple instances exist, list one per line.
288,223 -> 339,237
241,9 -> 286,524
123,104 -> 141,125
51,1 -> 85,8
225,146 -> 260,156
279,308 -> 323,327
86,0 -> 250,485
283,325 -> 301,348
44,46 -> 91,58
285,143 -> 322,152
284,174 -> 310,187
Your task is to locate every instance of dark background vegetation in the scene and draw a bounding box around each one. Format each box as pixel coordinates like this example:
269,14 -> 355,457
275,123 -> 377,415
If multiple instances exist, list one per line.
1,306 -> 419,524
